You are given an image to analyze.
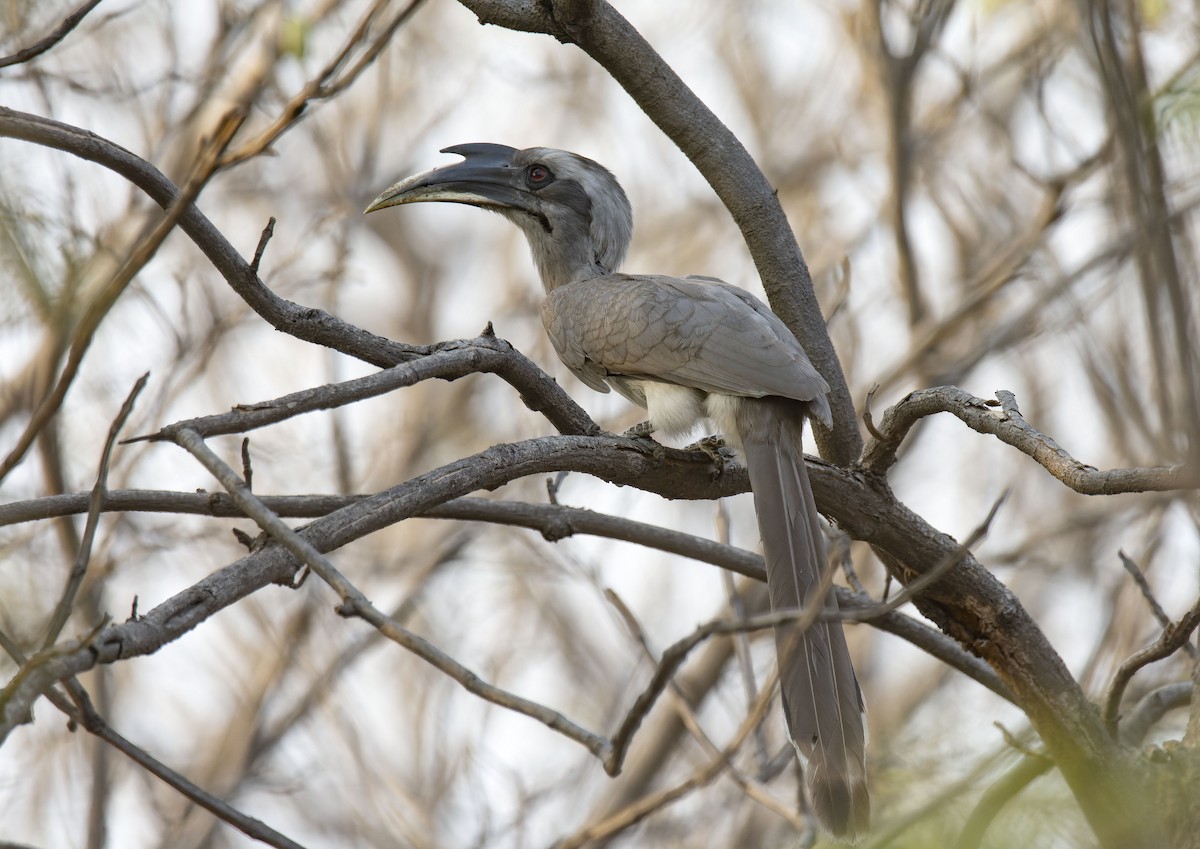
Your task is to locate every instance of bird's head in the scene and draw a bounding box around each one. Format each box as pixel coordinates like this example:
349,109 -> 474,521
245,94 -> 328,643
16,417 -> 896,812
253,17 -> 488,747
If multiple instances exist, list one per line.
365,144 -> 633,291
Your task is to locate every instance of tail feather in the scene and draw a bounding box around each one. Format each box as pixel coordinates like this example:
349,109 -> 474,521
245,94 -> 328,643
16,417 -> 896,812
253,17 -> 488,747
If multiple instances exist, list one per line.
738,400 -> 869,839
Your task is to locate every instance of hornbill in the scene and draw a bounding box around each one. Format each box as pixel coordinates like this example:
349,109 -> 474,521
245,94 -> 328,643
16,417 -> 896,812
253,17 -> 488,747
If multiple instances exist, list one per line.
365,144 -> 869,838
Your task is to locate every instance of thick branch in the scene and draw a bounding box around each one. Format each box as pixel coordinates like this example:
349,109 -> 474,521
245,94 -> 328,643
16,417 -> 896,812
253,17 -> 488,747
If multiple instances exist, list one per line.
4,430 -> 1027,741
1,412 -> 1158,842
0,486 -> 1011,702
170,426 -> 613,762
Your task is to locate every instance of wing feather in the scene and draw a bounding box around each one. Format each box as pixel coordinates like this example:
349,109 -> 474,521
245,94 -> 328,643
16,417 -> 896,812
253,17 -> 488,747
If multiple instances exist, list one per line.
541,274 -> 828,404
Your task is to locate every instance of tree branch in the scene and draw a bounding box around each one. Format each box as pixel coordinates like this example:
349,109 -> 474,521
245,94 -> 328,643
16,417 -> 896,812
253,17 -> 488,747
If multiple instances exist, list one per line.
0,630 -> 307,849
0,107 -> 595,437
1105,595 -> 1200,734
0,0 -> 103,68
1119,682 -> 1192,747
124,336 -> 592,443
0,485 -> 1011,703
40,374 -> 147,648
860,386 -> 1194,493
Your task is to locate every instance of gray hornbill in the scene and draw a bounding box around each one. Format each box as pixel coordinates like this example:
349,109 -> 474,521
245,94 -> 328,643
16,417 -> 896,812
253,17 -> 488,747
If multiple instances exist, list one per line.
365,144 -> 869,838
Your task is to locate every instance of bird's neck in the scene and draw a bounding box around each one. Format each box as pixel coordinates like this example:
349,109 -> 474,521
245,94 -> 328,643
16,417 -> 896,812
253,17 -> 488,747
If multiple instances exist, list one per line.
515,215 -> 612,293
532,251 -> 609,292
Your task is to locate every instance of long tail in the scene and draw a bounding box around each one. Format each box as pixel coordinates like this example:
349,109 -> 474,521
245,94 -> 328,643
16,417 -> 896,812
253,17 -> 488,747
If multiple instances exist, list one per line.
738,399 -> 869,839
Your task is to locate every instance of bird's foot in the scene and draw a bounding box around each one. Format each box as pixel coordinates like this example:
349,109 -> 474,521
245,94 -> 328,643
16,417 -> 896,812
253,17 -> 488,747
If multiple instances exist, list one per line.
622,421 -> 665,460
686,434 -> 733,478
623,420 -> 655,438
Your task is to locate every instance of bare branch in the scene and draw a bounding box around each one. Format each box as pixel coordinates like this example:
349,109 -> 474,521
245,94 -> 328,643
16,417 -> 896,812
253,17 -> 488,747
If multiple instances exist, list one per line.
1119,682 -> 1192,746
0,633 -> 307,849
1105,595 -> 1200,734
604,590 -> 808,832
0,107 -> 595,436
860,386 -> 1195,493
557,611 -> 793,849
0,484 -> 1013,702
1119,550 -> 1198,659
0,109 -> 243,483
250,217 -> 275,274
169,426 -> 614,762
125,338 -> 580,443
40,373 -> 148,648
0,0 -> 103,68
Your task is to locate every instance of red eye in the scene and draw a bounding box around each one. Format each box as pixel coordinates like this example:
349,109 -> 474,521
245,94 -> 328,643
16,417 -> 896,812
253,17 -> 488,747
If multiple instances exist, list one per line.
527,164 -> 551,185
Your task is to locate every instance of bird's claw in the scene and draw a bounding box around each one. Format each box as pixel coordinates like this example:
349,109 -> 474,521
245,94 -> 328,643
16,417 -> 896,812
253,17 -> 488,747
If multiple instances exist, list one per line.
686,434 -> 732,478
622,422 -> 665,460
623,420 -> 655,438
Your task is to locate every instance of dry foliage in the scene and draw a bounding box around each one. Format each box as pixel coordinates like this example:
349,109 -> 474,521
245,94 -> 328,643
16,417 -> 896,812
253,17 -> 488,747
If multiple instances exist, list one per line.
0,1 -> 1198,848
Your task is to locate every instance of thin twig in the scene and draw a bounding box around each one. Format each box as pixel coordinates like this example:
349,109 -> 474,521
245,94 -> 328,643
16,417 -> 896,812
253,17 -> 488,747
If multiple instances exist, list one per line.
0,629 -> 306,849
240,438 -> 253,491
1118,550 -> 1172,627
715,500 -> 770,770
250,217 -> 275,274
1104,595 -> 1200,734
0,0 -> 103,68
1118,550 -> 1197,659
41,373 -> 148,648
861,383 -> 884,441
1119,682 -> 1192,746
829,526 -> 867,595
605,589 -> 807,831
606,602 -> 859,777
557,621 -> 793,849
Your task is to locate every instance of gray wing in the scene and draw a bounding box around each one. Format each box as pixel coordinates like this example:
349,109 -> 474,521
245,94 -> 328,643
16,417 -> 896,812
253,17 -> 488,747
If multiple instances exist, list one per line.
541,274 -> 829,404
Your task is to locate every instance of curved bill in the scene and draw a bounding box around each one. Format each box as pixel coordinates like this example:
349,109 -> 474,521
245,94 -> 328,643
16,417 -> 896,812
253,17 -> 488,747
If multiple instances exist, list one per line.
364,143 -> 529,214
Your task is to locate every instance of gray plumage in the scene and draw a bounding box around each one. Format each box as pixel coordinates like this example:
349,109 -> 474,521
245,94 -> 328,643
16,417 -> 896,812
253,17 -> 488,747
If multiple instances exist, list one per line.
367,144 -> 869,838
